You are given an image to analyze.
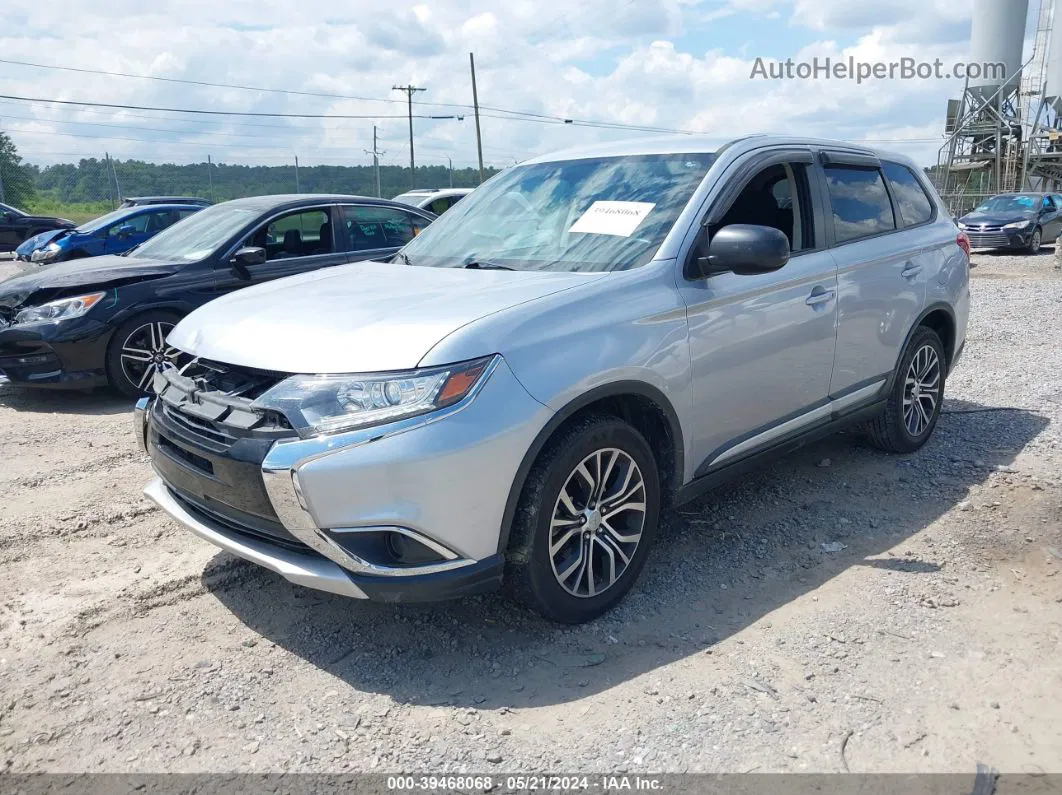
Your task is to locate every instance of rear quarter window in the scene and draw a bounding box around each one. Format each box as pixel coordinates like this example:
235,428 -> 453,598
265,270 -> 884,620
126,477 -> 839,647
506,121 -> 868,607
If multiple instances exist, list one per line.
882,162 -> 935,227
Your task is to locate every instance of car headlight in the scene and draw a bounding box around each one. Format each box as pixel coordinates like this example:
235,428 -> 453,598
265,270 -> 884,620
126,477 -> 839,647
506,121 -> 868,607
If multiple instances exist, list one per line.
252,355 -> 498,437
1003,220 -> 1033,230
13,292 -> 106,325
30,243 -> 62,262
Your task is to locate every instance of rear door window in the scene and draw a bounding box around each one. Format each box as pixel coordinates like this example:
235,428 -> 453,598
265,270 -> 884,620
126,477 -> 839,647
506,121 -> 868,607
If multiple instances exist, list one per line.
824,166 -> 896,243
882,162 -> 934,227
340,205 -> 425,251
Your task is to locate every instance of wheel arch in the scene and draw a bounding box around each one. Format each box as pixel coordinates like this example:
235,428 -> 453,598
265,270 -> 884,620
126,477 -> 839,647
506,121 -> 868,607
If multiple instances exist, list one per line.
497,380 -> 684,555
888,302 -> 957,391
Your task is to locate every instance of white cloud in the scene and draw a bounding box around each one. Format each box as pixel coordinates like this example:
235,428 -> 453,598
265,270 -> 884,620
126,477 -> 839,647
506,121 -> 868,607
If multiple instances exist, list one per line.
0,0 -> 1006,171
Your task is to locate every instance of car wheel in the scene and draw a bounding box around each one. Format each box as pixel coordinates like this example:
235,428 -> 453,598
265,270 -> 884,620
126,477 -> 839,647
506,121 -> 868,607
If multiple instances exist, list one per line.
866,326 -> 946,454
1027,226 -> 1042,254
105,311 -> 186,398
505,413 -> 661,624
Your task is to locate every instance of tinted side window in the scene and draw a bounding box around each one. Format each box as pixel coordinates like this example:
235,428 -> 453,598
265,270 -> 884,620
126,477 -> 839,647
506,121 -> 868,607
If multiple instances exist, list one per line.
1044,195 -> 1057,210
824,166 -> 896,243
341,205 -> 420,251
428,197 -> 451,215
108,213 -> 151,236
248,208 -> 333,260
882,162 -> 934,227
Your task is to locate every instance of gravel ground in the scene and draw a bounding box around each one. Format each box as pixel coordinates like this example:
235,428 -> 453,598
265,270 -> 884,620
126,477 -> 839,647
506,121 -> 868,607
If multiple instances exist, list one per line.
0,250 -> 1060,775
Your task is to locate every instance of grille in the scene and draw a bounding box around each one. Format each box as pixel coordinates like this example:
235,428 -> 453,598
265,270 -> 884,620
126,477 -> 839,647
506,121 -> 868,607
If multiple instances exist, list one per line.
154,361 -> 294,449
966,232 -> 1010,247
161,402 -> 235,449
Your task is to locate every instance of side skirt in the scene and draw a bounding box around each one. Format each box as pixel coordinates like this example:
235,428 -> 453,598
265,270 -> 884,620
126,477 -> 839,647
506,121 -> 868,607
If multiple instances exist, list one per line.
673,400 -> 885,507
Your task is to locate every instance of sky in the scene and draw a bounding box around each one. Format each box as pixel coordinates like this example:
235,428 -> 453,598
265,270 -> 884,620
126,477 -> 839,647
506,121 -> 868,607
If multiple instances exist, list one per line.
0,0 -> 1043,170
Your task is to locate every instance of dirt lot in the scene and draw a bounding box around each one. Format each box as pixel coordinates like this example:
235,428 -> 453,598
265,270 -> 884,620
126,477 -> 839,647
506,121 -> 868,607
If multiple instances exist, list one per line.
1,251 -> 1060,775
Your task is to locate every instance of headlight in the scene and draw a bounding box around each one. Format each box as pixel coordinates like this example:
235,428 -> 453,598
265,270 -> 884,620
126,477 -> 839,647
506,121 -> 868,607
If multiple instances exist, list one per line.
1003,219 -> 1033,230
31,243 -> 62,263
252,355 -> 498,437
13,292 -> 105,325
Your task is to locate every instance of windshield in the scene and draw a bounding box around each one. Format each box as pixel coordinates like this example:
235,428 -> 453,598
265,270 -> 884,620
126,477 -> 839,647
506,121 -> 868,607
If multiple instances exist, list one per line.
398,153 -> 716,272
974,194 -> 1042,213
129,203 -> 259,261
76,208 -> 135,234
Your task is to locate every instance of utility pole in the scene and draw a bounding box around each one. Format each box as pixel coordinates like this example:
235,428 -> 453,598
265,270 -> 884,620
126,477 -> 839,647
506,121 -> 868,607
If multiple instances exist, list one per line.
470,53 -> 485,184
294,154 -> 301,193
206,155 -> 215,203
393,84 -> 426,188
364,125 -> 385,198
448,157 -> 453,188
105,151 -> 119,208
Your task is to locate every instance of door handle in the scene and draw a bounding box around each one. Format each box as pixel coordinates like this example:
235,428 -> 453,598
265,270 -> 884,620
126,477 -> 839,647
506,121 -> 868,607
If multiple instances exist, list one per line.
805,288 -> 835,307
901,262 -> 923,279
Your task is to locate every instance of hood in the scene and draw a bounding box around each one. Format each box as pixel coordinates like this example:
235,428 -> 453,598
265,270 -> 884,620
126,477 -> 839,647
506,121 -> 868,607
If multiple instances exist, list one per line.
15,228 -> 70,255
170,261 -> 603,373
20,215 -> 74,226
0,255 -> 180,309
959,210 -> 1036,225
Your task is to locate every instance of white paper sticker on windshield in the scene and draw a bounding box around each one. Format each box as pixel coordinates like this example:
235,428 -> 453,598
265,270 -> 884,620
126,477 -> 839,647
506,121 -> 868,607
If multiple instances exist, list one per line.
569,201 -> 655,237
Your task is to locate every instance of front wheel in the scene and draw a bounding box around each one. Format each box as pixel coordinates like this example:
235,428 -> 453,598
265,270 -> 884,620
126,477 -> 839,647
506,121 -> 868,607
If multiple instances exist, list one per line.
866,326 -> 945,453
105,311 -> 185,398
505,414 -> 661,624
1027,226 -> 1042,254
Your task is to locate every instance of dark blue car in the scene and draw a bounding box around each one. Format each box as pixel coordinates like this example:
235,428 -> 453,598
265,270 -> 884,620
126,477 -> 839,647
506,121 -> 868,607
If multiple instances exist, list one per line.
15,204 -> 204,264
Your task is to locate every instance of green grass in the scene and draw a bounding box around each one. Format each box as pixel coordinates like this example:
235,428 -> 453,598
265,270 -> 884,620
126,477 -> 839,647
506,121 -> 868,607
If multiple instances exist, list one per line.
24,198 -> 114,225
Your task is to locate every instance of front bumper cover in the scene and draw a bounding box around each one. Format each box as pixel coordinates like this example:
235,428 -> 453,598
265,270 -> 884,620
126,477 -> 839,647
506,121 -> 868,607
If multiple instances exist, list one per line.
144,356 -> 549,603
0,317 -> 111,387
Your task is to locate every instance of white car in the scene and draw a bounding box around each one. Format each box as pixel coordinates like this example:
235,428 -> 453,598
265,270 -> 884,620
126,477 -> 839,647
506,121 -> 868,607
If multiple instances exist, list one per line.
391,188 -> 472,216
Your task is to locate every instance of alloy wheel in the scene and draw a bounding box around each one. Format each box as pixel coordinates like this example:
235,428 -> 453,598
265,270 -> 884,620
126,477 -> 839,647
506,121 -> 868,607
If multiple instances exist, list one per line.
902,343 -> 941,437
120,321 -> 181,393
549,447 -> 646,598
1030,228 -> 1042,253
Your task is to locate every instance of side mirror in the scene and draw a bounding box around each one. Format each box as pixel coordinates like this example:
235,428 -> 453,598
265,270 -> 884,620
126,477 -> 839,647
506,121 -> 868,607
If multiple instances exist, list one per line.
691,224 -> 790,278
116,223 -> 136,238
231,246 -> 267,267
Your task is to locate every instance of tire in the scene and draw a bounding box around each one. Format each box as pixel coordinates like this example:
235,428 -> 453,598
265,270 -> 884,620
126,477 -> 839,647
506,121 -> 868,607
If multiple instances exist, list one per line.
504,413 -> 661,624
105,310 -> 185,398
1027,226 -> 1042,254
866,326 -> 946,454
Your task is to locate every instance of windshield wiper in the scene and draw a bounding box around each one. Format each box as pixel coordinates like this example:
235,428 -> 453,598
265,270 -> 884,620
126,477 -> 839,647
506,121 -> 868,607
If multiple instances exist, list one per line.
464,260 -> 514,271
393,252 -> 413,265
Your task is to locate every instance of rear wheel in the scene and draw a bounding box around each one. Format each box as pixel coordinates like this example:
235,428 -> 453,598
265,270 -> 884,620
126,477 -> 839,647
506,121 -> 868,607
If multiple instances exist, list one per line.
105,311 -> 185,398
505,414 -> 660,623
866,326 -> 945,453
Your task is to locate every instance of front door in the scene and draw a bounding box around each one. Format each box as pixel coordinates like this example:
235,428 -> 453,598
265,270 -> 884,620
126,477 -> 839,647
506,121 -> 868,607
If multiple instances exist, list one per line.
677,152 -> 838,476
213,205 -> 348,295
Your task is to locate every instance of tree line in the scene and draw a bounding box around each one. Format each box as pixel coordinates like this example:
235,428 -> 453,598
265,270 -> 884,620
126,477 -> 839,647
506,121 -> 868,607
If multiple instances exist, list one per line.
1,132 -> 500,211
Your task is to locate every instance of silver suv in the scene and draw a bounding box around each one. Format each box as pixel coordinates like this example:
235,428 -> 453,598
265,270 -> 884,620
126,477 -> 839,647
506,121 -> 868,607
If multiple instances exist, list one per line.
136,135 -> 970,624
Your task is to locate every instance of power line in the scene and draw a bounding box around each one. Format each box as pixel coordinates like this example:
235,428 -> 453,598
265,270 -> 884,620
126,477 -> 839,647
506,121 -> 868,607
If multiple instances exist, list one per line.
0,56 -> 702,134
0,93 -> 460,120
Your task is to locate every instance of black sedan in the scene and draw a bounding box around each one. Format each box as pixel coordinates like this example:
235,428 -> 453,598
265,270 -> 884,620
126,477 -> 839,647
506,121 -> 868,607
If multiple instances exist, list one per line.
0,202 -> 75,252
957,192 -> 1062,253
0,194 -> 434,396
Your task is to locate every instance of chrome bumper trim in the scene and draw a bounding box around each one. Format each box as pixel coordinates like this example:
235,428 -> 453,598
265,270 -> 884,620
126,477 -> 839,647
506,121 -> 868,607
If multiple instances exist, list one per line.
133,396 -> 150,454
143,477 -> 367,599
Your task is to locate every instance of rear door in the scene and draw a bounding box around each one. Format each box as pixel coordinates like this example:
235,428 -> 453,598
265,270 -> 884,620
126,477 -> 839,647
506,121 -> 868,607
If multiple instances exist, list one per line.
822,152 -> 926,396
212,204 -> 348,295
337,203 -> 430,262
